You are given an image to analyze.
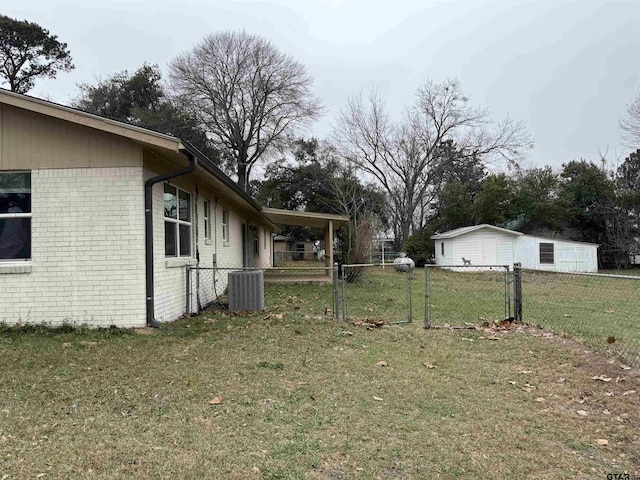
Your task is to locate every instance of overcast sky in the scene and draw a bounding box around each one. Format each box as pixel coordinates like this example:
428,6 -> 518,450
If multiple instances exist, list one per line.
3,0 -> 640,170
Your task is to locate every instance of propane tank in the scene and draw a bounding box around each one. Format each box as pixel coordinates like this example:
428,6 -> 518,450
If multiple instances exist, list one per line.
393,252 -> 415,273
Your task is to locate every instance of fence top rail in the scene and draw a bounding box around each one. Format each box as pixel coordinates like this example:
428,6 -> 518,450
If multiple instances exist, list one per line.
342,263 -> 378,268
425,264 -> 510,270
188,265 -> 333,271
521,268 -> 640,280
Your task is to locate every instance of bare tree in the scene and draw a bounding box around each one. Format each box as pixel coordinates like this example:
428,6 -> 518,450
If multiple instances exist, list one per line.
620,92 -> 640,148
169,31 -> 322,190
333,79 -> 533,244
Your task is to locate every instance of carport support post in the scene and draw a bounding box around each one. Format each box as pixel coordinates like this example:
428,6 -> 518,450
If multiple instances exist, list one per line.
325,220 -> 334,280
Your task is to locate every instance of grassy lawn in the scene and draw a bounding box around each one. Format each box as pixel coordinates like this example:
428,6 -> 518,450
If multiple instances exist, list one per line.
1,283 -> 639,479
518,269 -> 640,367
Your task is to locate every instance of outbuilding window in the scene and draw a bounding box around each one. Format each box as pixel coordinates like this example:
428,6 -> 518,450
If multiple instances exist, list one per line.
164,184 -> 192,257
539,242 -> 554,264
441,242 -> 445,256
0,172 -> 31,261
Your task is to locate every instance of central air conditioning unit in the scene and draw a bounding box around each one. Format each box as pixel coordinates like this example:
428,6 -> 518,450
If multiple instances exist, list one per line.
228,270 -> 265,311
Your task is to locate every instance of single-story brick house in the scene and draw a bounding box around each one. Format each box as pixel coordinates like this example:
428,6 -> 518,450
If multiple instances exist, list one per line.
431,224 -> 599,272
0,89 -> 347,328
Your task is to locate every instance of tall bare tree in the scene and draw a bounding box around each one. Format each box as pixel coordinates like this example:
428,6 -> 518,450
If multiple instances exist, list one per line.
169,31 -> 322,190
333,79 -> 533,244
619,92 -> 640,148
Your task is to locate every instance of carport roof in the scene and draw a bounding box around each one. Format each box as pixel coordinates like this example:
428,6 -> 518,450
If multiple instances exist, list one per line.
261,207 -> 349,229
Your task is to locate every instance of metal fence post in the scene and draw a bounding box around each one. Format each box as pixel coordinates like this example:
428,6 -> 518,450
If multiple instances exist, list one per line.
407,270 -> 413,323
504,265 -> 510,319
341,264 -> 347,323
506,265 -> 512,319
513,263 -> 522,322
186,265 -> 192,315
424,266 -> 431,329
333,262 -> 340,320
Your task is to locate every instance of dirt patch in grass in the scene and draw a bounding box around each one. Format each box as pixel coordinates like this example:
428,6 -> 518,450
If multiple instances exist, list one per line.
0,311 -> 639,479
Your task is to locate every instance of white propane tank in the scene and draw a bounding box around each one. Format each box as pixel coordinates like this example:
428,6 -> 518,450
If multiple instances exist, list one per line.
393,252 -> 415,273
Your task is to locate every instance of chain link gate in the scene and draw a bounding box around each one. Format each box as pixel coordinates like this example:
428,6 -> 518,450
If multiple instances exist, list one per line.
337,263 -> 418,324
424,265 -> 513,328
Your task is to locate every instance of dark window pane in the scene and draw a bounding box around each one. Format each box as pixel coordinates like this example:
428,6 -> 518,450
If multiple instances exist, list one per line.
178,190 -> 190,222
165,221 -> 177,256
179,224 -> 191,257
164,184 -> 177,219
0,192 -> 31,214
0,218 -> 31,259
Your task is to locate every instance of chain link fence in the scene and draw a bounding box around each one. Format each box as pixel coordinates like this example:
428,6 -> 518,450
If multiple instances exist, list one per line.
339,264 -> 417,324
186,261 -> 335,318
184,257 -> 640,367
519,268 -> 640,367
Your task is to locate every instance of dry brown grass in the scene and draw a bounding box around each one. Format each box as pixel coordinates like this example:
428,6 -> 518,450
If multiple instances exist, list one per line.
0,294 -> 639,479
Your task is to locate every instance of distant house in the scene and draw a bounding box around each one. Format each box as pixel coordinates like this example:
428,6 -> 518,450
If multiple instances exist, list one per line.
431,224 -> 599,272
0,89 -> 347,328
273,235 -> 317,262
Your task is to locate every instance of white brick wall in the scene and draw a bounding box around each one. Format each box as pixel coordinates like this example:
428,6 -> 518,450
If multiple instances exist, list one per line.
151,179 -> 274,320
0,167 -> 146,327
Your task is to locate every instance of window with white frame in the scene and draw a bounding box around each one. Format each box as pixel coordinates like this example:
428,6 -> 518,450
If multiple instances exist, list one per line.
222,209 -> 229,243
164,183 -> 192,257
250,225 -> 259,256
539,242 -> 554,264
203,199 -> 211,240
0,172 -> 31,260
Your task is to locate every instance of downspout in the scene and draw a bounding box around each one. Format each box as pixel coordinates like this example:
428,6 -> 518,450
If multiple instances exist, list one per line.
145,149 -> 197,328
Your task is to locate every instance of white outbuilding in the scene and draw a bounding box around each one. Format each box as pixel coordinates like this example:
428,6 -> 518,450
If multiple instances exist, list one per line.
431,224 -> 599,272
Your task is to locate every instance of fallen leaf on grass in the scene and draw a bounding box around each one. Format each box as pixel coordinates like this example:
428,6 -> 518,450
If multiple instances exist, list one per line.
373,396 -> 383,401
592,375 -> 612,382
604,391 -> 614,397
508,381 -> 517,385
606,336 -> 616,344
621,365 -> 631,370
252,466 -> 260,473
576,410 -> 588,416
595,439 -> 609,446
342,331 -> 354,336
461,338 -> 474,342
535,397 -> 546,403
376,361 -> 388,367
518,370 -> 533,375
622,390 -> 636,396
422,363 -> 436,369
208,397 -> 223,405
